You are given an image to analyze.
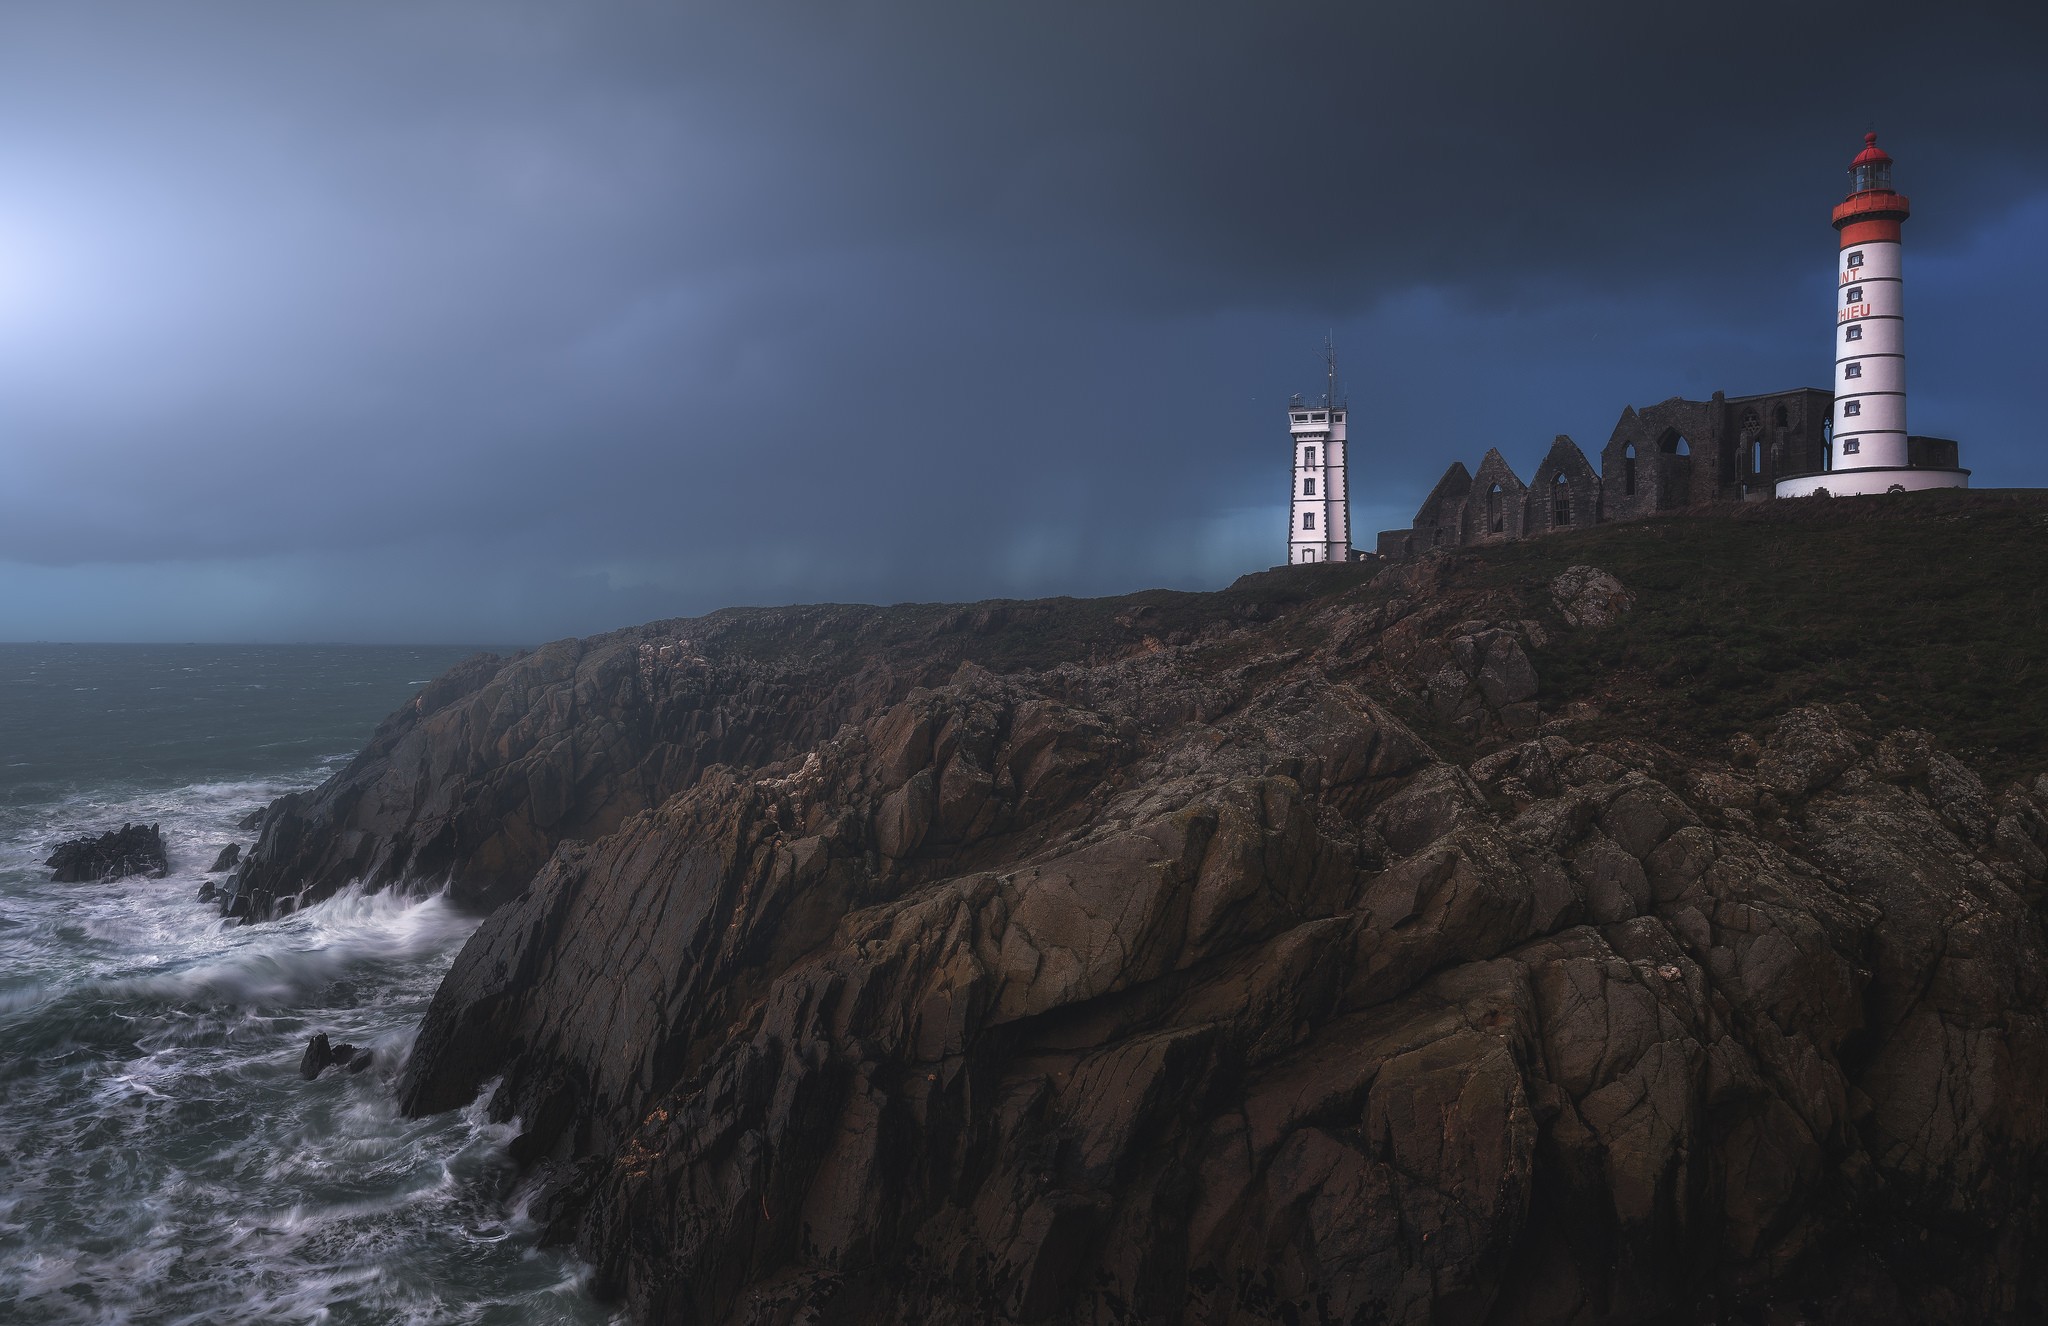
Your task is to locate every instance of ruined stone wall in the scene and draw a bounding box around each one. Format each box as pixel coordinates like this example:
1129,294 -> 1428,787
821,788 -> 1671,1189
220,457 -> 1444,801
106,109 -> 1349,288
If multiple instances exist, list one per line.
1460,449 -> 1530,544
1529,436 -> 1602,535
1382,389 -> 1843,561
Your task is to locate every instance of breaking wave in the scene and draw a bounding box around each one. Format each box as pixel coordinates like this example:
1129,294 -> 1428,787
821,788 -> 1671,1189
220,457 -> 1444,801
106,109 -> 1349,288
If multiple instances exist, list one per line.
0,762 -> 615,1325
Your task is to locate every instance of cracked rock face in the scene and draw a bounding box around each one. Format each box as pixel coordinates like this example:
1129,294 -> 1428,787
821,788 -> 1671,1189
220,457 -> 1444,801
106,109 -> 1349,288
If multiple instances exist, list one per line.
218,608 -> 1064,920
333,573 -> 2048,1325
1550,565 -> 1634,629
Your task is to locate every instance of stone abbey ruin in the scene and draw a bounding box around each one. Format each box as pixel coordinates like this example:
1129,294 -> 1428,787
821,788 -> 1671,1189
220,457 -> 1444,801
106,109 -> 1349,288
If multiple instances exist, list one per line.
1374,386 -> 1963,559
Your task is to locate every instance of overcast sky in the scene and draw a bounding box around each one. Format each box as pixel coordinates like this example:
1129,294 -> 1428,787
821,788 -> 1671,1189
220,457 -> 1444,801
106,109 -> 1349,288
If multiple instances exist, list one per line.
3,2 -> 2043,643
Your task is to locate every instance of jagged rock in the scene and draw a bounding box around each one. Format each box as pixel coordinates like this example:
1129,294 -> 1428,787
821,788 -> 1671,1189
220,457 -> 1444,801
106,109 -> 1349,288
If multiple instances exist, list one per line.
1476,633 -> 1538,709
1550,564 -> 1634,627
299,1032 -> 334,1079
1757,705 -> 1863,798
236,806 -> 268,831
45,823 -> 168,883
222,617 -> 1171,920
207,843 -> 241,873
299,1032 -> 371,1079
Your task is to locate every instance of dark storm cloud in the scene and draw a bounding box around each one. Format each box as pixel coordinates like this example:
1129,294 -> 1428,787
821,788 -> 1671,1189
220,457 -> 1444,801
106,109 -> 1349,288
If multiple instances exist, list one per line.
2,2 -> 2043,641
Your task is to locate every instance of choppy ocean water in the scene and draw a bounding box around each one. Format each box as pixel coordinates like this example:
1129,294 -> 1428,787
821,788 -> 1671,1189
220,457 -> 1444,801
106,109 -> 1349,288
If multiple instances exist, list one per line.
0,645 -> 616,1325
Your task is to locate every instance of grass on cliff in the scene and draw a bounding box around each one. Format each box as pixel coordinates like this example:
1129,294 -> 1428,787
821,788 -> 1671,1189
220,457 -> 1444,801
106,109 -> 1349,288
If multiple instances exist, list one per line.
1448,489 -> 2048,785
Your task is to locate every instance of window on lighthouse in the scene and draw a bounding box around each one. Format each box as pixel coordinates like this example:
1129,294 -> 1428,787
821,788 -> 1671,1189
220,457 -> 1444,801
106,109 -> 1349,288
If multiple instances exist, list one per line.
1844,362 -> 1862,379
1847,250 -> 1865,267
1845,325 -> 1863,342
1843,401 -> 1861,417
1845,287 -> 1863,304
1303,511 -> 1316,530
1303,447 -> 1316,466
1303,477 -> 1316,496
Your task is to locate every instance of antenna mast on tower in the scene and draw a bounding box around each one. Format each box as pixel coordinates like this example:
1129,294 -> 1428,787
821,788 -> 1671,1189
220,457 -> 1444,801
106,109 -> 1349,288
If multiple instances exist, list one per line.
1324,332 -> 1339,409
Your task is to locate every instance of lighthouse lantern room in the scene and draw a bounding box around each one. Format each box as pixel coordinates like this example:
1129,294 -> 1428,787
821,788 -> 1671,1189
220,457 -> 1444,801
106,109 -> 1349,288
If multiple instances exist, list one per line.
1776,132 -> 1968,498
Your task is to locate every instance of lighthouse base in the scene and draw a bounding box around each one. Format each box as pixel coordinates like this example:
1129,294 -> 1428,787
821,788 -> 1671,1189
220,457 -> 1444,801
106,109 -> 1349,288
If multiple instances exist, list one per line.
1775,467 -> 1969,499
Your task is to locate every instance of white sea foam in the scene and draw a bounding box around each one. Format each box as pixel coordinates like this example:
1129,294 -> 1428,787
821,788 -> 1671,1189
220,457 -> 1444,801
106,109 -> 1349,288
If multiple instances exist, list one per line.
0,761 -> 617,1326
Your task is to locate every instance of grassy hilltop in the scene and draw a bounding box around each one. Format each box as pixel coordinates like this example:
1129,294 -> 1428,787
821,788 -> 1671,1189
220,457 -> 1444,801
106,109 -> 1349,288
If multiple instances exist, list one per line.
1454,489 -> 2048,784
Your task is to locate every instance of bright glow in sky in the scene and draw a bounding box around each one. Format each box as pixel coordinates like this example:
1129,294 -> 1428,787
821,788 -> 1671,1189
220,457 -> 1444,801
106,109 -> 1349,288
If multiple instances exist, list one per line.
1,2 -> 2043,642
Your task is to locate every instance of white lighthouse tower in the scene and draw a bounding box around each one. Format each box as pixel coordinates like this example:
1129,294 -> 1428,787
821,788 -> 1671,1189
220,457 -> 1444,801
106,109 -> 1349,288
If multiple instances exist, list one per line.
1287,346 -> 1352,564
1777,132 -> 1967,498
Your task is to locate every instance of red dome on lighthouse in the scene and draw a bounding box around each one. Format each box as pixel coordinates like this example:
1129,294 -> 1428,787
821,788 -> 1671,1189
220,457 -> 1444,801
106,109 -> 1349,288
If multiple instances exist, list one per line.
1835,130 -> 1908,237
1850,131 -> 1892,171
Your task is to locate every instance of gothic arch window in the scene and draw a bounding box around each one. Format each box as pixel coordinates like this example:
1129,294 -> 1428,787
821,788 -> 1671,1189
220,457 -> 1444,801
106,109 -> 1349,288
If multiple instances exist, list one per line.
1773,405 -> 1789,428
1433,526 -> 1445,546
1487,483 -> 1504,535
1657,432 -> 1691,507
1553,472 -> 1572,527
1740,410 -> 1762,479
1622,443 -> 1638,496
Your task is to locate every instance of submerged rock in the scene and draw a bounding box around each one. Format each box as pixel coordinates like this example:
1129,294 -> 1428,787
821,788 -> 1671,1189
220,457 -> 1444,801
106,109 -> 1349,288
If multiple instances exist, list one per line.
46,824 -> 168,883
299,1032 -> 372,1080
298,1033 -> 333,1079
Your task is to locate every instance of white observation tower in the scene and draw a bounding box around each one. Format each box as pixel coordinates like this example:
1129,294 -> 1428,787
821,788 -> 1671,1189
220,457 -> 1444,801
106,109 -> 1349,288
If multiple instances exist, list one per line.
1777,132 -> 1968,498
1287,344 -> 1352,564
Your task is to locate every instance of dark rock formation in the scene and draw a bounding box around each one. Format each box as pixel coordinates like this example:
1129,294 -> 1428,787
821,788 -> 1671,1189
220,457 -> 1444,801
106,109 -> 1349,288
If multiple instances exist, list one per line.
299,1032 -> 333,1079
351,547 -> 2048,1324
299,1032 -> 372,1079
223,500 -> 2048,1321
208,843 -> 241,873
46,823 -> 168,883
218,632 -> 899,920
219,588 -> 1366,923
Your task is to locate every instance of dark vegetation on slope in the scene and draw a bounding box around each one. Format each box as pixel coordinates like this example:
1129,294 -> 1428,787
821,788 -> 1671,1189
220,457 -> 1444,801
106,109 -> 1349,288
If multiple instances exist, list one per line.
1468,490 -> 2048,783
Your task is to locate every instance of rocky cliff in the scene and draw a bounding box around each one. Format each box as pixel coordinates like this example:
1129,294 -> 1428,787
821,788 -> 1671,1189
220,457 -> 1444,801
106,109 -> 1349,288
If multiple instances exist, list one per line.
221,603 -> 1072,919
270,495 -> 2048,1321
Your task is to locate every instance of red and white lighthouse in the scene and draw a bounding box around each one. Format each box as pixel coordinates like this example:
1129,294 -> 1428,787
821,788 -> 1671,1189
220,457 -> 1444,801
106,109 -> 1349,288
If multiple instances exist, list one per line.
1777,132 -> 1968,497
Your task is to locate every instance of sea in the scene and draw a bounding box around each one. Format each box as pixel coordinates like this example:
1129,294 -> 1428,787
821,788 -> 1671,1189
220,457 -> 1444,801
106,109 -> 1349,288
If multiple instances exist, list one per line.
0,644 -> 617,1325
